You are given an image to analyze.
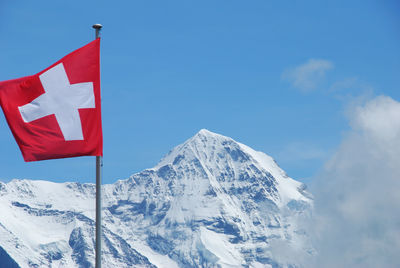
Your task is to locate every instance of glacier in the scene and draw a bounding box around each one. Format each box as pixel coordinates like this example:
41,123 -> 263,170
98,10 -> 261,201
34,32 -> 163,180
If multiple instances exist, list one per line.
0,129 -> 313,267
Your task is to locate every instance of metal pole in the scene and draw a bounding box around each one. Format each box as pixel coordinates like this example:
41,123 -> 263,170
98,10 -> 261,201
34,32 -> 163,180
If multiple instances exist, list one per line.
95,155 -> 102,268
92,23 -> 102,268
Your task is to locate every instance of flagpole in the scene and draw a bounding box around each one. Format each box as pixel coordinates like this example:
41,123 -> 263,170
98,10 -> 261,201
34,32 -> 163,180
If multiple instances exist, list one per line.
93,23 -> 103,268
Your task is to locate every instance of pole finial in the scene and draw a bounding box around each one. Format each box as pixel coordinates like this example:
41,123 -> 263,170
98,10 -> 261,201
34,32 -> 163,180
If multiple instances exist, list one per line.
92,24 -> 103,30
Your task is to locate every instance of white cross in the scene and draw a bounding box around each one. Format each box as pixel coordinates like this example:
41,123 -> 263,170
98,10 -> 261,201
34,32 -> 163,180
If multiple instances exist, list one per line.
18,63 -> 95,141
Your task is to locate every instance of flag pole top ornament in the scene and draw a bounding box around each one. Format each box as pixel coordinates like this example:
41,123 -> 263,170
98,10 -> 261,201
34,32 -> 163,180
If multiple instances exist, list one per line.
92,24 -> 103,30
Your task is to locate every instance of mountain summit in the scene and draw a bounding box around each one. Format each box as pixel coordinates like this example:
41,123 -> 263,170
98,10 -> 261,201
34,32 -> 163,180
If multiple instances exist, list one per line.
0,129 -> 313,267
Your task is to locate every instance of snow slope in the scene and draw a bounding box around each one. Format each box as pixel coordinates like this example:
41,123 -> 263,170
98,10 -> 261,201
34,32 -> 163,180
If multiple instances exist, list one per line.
0,129 -> 313,267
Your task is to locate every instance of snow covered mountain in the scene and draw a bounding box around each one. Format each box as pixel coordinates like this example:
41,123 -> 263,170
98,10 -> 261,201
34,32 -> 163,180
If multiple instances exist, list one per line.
0,129 -> 313,267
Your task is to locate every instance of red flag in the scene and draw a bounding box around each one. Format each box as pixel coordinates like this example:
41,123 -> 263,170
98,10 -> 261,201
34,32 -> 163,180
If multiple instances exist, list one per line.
0,39 -> 103,162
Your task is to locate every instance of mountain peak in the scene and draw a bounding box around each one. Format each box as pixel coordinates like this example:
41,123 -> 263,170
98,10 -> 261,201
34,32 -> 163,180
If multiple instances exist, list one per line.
192,128 -> 229,141
197,128 -> 214,136
156,129 -> 234,168
157,129 -> 259,170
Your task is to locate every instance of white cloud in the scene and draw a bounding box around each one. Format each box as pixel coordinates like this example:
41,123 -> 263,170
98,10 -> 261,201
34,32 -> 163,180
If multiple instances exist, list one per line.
282,59 -> 334,92
350,96 -> 400,143
308,95 -> 400,267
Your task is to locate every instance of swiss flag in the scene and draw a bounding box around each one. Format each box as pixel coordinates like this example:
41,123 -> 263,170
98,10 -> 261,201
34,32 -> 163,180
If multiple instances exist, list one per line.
0,39 -> 103,162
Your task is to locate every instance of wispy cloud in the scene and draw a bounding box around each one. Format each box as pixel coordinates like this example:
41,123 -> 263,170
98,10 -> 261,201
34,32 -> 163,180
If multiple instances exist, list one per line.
329,77 -> 375,99
329,77 -> 360,92
277,141 -> 328,162
282,59 -> 334,92
308,95 -> 400,267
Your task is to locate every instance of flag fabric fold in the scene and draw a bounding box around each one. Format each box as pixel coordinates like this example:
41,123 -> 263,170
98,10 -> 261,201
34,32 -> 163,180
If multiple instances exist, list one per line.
0,39 -> 103,162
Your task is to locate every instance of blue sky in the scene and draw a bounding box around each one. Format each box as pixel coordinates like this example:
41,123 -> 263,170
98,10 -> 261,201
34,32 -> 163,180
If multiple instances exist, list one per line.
0,0 -> 399,184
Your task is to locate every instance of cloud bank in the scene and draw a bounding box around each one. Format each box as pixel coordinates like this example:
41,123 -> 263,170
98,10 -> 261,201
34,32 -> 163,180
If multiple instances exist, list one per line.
309,96 -> 400,267
282,59 -> 334,92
